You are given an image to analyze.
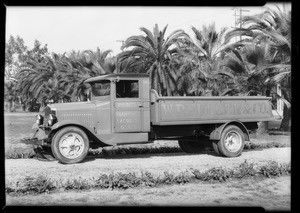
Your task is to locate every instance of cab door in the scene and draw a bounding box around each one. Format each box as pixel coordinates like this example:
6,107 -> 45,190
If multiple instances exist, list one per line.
112,78 -> 150,133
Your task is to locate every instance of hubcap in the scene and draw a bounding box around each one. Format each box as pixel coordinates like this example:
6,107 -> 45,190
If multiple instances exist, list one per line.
224,132 -> 242,152
59,132 -> 85,159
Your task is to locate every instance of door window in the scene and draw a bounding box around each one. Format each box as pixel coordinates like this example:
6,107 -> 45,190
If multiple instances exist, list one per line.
116,80 -> 139,98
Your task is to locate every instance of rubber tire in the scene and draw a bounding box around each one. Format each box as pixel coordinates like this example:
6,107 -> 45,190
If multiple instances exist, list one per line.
51,126 -> 89,164
217,125 -> 245,157
212,141 -> 220,155
178,139 -> 204,153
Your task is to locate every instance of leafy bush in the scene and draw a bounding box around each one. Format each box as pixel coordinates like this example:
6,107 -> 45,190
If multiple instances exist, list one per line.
111,172 -> 141,189
7,175 -> 56,194
5,151 -> 35,159
65,177 -> 91,190
192,167 -> 232,182
173,171 -> 193,184
6,161 -> 291,195
233,160 -> 257,178
161,171 -> 175,184
258,161 -> 291,177
89,146 -> 181,158
94,174 -> 111,189
140,171 -> 158,187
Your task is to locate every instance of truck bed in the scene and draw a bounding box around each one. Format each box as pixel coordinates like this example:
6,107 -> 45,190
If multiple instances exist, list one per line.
150,90 -> 274,126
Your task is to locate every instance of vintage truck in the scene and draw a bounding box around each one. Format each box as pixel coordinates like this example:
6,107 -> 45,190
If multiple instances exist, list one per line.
21,73 -> 274,164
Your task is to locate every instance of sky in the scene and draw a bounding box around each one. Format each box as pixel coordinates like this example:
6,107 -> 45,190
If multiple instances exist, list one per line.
5,3 -> 291,57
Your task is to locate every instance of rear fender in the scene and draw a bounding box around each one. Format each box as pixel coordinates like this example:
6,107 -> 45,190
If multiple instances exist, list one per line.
210,121 -> 250,141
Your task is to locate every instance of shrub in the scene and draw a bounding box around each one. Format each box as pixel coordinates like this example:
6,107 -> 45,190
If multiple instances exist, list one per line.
140,171 -> 158,187
94,174 -> 111,189
5,151 -> 35,159
233,160 -> 257,178
161,171 -> 175,184
65,177 -> 91,190
258,161 -> 291,177
20,175 -> 55,194
192,167 -> 232,182
173,171 -> 193,184
111,172 -> 141,189
6,161 -> 291,195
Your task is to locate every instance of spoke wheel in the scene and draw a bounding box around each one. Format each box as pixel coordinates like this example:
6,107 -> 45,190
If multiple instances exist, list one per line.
224,132 -> 242,153
216,125 -> 245,157
59,133 -> 85,159
51,126 -> 89,164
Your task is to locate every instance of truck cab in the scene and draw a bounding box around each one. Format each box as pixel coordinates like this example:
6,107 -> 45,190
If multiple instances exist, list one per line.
85,74 -> 151,144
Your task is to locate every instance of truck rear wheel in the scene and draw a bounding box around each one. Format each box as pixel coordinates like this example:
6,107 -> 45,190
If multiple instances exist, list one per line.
216,125 -> 245,157
51,126 -> 89,164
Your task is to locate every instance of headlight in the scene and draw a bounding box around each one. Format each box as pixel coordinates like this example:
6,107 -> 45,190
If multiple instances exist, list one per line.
36,114 -> 44,125
48,114 -> 57,126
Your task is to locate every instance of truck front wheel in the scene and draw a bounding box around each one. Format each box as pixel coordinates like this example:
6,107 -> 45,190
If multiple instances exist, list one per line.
216,125 -> 245,157
51,126 -> 89,164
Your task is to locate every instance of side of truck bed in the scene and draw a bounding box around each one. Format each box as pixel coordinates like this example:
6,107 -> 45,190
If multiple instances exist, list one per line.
150,90 -> 274,126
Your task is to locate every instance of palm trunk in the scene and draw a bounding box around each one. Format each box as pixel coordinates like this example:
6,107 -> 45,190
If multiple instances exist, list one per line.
280,104 -> 291,131
8,101 -> 13,112
257,121 -> 269,135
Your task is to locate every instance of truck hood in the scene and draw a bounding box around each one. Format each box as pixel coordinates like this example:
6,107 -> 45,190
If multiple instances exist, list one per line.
47,101 -> 96,112
45,101 -> 99,128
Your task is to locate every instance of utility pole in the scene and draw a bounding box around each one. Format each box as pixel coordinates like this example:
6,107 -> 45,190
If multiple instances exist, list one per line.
116,40 -> 125,48
116,40 -> 125,74
232,8 -> 250,41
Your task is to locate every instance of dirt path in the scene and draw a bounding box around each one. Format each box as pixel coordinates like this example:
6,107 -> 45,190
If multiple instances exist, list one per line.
5,147 -> 291,181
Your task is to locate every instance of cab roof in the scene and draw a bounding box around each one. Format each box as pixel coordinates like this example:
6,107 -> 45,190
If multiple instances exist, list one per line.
84,73 -> 149,83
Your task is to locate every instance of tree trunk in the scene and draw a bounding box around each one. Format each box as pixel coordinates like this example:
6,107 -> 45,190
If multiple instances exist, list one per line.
8,100 -> 15,112
257,121 -> 269,135
280,104 -> 291,131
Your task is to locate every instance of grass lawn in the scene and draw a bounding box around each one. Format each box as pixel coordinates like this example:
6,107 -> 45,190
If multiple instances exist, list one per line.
4,112 -> 37,154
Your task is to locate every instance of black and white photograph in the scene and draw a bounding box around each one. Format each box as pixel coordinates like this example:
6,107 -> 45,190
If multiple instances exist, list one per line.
4,2 -> 292,211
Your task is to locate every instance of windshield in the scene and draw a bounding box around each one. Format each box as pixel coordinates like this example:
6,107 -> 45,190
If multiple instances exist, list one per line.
91,81 -> 110,97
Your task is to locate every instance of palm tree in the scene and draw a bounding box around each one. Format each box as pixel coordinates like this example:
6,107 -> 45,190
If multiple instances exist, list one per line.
4,79 -> 19,112
67,48 -> 115,75
226,5 -> 291,130
16,54 -> 63,108
16,48 -> 115,106
117,24 -> 190,96
175,23 -> 236,96
61,48 -> 115,101
223,43 -> 277,95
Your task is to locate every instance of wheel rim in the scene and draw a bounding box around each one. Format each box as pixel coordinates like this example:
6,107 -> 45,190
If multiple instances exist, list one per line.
224,131 -> 242,152
58,132 -> 85,159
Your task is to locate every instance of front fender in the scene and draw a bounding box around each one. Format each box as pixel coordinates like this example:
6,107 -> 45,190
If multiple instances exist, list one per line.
51,120 -> 96,135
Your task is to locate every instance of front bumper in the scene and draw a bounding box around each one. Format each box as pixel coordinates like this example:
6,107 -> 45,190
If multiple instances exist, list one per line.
20,124 -> 50,146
